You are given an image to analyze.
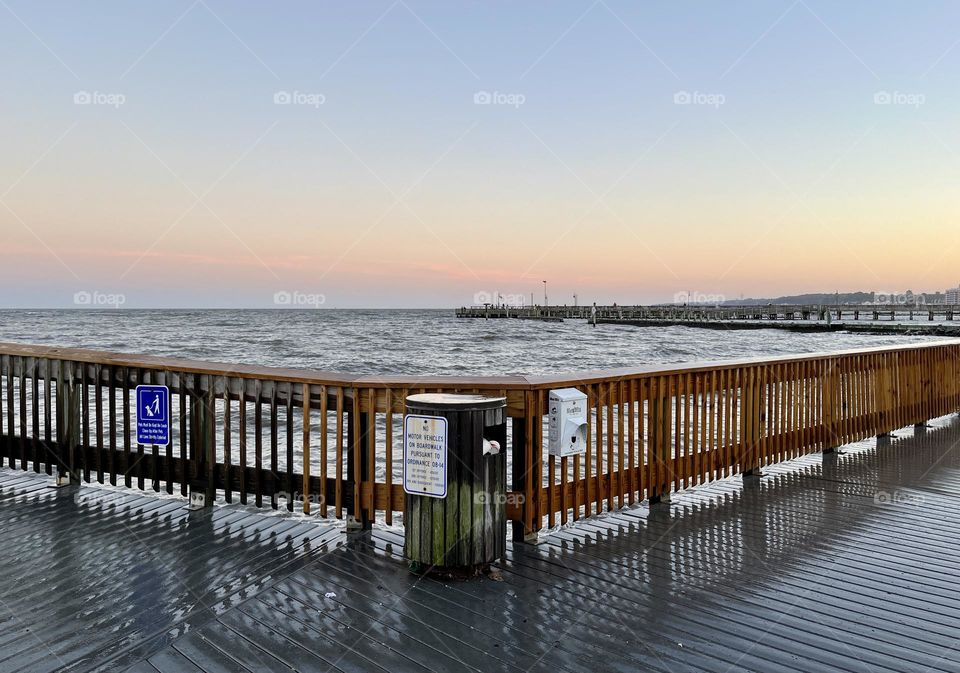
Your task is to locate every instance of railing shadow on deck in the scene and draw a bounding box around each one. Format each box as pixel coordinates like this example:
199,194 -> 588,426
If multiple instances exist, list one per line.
0,468 -> 346,662
518,417 -> 960,601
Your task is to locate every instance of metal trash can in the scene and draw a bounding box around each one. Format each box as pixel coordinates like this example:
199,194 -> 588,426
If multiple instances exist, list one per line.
403,393 -> 507,575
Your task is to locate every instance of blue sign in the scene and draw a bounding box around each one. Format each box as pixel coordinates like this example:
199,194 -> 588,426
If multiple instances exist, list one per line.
136,385 -> 170,446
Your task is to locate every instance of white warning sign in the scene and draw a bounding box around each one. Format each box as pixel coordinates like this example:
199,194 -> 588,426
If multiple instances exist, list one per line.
403,414 -> 448,498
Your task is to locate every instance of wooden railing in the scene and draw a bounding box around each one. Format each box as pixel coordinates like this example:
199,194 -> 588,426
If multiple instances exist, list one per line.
1,340 -> 958,537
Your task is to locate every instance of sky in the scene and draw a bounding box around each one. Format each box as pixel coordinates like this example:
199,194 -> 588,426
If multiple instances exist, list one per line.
1,0 -> 959,308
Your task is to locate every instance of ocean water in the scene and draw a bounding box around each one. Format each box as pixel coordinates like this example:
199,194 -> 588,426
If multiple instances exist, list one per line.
0,309 -> 943,376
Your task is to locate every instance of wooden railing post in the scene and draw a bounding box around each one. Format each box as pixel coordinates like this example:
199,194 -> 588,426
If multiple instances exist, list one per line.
345,396 -> 372,532
188,373 -> 215,509
54,360 -> 80,486
649,376 -> 672,504
743,366 -> 764,479
823,360 -> 843,451
511,415 -> 532,542
874,356 -> 891,439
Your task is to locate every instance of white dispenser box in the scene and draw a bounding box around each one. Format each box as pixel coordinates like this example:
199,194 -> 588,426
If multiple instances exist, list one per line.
548,388 -> 588,457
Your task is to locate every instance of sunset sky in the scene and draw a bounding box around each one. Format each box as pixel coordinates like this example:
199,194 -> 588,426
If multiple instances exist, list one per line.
2,1 -> 959,308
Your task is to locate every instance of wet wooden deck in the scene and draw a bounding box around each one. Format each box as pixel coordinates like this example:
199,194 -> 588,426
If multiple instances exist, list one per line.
2,416 -> 960,672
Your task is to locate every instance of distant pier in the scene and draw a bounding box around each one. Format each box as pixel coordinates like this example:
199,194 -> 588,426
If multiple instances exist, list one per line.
456,303 -> 960,335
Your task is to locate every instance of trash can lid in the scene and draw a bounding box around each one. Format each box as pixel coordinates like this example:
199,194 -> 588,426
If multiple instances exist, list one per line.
406,393 -> 506,411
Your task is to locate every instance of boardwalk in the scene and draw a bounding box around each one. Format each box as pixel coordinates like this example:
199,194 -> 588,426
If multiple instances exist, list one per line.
456,304 -> 960,336
456,303 -> 960,322
2,415 -> 959,672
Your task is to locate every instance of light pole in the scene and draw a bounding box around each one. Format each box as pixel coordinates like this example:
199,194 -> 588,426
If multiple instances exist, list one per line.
542,280 -> 548,308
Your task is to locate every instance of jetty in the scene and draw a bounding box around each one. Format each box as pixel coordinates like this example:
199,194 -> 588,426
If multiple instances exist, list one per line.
2,339 -> 960,671
457,303 -> 960,335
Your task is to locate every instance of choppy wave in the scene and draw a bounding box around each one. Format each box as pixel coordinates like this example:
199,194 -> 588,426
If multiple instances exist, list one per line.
0,309 -> 940,377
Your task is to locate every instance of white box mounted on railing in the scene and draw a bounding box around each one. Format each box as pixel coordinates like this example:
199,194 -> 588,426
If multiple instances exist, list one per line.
548,388 -> 588,457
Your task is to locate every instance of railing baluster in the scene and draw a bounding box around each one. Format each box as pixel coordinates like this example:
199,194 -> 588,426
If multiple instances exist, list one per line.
366,388 -> 375,521
238,381 -> 247,504
349,390 -> 360,525
178,374 -> 187,496
286,382 -> 294,512
284,383 -> 297,512
108,366 -> 116,485
136,370 -> 146,491
335,386 -> 343,519
4,356 -> 12,469
30,360 -> 39,473
122,367 -> 131,488
628,379 -> 637,505
302,382 -> 311,515
618,379 -> 626,507
384,388 -> 392,525
584,383 -> 593,518
320,384 -> 328,518
255,379 -> 263,508
150,371 -> 160,493
18,358 -> 26,471
224,376 -> 232,504
683,372 -> 692,489
42,359 -> 52,474
535,389 -> 545,526
270,382 -> 278,509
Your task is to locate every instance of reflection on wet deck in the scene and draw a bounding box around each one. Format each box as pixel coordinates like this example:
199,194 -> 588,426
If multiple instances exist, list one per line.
2,415 -> 960,672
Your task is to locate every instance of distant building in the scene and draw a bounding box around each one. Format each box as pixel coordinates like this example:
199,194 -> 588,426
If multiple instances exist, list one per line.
947,286 -> 960,305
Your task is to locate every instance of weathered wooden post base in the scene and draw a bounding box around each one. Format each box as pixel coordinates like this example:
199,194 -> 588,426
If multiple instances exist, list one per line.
54,472 -> 74,487
743,469 -> 764,484
404,394 -> 507,577
345,515 -> 365,533
649,492 -> 671,506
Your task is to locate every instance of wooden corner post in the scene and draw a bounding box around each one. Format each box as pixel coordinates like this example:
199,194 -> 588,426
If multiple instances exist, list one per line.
54,360 -> 81,486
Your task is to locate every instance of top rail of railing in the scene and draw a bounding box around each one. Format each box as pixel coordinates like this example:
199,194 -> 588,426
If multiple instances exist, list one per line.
3,338 -> 959,388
